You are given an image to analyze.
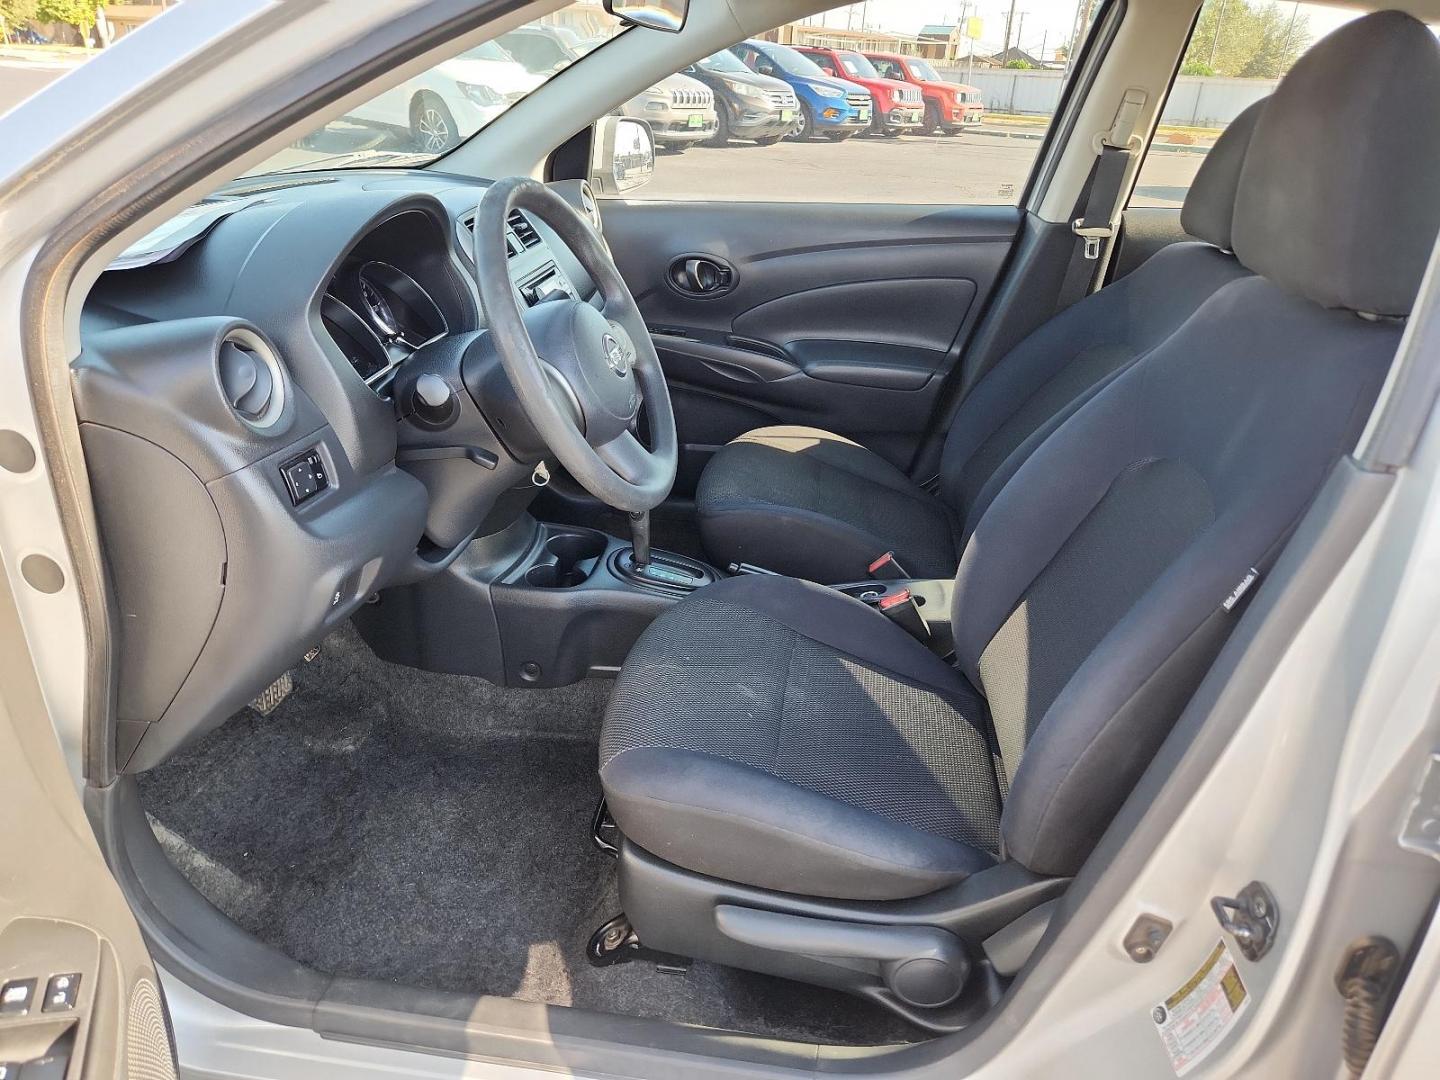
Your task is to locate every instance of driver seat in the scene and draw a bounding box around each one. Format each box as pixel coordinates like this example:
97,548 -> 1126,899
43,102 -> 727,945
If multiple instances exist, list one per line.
600,13 -> 1440,1023
694,98 -> 1267,583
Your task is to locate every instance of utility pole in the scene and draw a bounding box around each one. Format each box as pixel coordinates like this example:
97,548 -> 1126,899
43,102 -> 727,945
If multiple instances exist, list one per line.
1280,0 -> 1301,68
1003,0 -> 1019,56
1015,12 -> 1027,59
1208,0 -> 1229,68
1039,29 -> 1048,65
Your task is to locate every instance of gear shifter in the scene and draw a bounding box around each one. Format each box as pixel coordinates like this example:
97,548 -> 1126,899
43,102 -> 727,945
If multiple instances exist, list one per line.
629,509 -> 651,570
615,508 -> 716,591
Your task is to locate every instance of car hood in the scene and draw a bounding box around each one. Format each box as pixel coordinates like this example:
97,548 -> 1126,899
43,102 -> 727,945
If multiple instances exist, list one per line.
925,80 -> 981,95
794,73 -> 868,96
702,67 -> 791,94
849,75 -> 918,95
655,71 -> 709,93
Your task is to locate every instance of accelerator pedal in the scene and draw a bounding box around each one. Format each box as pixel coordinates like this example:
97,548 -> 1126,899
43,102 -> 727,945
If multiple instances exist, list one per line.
249,672 -> 293,716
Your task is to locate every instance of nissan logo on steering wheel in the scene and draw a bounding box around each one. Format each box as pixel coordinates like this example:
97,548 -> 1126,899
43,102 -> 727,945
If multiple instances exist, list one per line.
602,332 -> 630,377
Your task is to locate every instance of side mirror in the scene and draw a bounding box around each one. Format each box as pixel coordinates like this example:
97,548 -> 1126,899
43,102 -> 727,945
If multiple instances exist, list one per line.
590,116 -> 655,196
603,0 -> 687,34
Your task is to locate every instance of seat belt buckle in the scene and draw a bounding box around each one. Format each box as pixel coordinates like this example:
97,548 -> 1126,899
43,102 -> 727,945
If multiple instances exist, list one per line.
867,550 -> 910,581
877,588 -> 930,641
1071,219 -> 1114,261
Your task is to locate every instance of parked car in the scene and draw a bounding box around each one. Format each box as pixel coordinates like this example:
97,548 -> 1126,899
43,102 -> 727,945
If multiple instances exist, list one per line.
682,49 -> 798,145
499,26 -> 717,154
346,40 -> 542,152
865,52 -> 986,134
619,72 -> 717,153
730,38 -> 872,141
795,46 -> 923,136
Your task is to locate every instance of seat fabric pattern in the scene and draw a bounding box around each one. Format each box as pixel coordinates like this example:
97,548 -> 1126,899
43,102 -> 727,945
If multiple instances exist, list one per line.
979,457 -> 1216,784
955,276 -> 1400,874
601,576 -> 1001,900
695,426 -> 958,582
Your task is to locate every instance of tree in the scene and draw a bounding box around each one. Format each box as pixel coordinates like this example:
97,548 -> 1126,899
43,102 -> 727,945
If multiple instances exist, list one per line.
1004,59 -> 1033,69
1180,60 -> 1216,76
0,0 -> 38,39
1182,0 -> 1311,80
35,0 -> 101,45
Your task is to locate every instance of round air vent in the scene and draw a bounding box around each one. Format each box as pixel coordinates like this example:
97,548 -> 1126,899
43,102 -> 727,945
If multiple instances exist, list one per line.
217,327 -> 286,429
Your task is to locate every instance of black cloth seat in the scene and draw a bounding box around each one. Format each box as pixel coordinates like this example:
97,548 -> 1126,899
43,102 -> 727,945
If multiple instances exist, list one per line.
605,12 -> 1440,904
601,574 -> 1000,900
696,101 -> 1266,584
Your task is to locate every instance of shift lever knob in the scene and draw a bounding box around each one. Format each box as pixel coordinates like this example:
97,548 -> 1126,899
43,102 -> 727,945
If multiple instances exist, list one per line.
629,509 -> 651,570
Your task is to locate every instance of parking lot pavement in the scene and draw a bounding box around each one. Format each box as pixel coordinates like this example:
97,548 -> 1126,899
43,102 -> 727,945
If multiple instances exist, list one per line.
637,128 -> 1205,208
0,56 -> 79,117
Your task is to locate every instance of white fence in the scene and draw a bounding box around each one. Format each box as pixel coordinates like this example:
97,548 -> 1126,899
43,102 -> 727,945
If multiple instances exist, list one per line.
938,68 -> 1278,127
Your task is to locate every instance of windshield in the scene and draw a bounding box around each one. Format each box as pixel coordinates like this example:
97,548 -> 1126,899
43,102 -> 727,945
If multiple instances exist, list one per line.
698,49 -> 751,75
762,43 -> 827,79
248,2 -> 624,175
838,52 -> 880,79
908,59 -> 943,82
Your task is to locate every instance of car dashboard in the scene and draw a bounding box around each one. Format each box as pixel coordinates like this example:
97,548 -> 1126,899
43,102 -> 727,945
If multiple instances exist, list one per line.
74,169 -> 596,771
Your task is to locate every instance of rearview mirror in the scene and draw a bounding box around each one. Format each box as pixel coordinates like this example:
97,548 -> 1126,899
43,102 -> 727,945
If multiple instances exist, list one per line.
603,0 -> 687,34
590,116 -> 655,196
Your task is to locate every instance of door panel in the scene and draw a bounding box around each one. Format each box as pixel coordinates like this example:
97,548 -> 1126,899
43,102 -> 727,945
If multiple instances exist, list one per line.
0,565 -> 176,1078
602,200 -> 1022,494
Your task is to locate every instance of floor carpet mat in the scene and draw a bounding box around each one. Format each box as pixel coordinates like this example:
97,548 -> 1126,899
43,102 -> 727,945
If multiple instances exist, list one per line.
138,622 -> 918,1045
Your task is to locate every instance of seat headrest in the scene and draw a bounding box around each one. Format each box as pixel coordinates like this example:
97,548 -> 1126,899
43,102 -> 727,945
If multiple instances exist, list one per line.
1231,10 -> 1440,315
1181,97 -> 1266,251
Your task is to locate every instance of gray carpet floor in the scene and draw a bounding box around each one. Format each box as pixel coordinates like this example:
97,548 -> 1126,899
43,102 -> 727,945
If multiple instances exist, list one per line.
138,622 -> 917,1045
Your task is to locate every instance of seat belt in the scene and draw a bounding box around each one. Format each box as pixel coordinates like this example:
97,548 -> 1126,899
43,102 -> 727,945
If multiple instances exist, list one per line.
1057,88 -> 1147,311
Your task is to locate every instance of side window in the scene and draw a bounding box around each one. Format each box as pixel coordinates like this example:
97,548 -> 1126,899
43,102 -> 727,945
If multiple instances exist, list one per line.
609,2 -> 1090,206
1132,0 -> 1372,209
808,52 -> 839,76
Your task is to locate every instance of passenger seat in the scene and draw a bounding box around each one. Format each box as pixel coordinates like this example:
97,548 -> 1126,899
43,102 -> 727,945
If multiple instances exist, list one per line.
695,100 -> 1267,583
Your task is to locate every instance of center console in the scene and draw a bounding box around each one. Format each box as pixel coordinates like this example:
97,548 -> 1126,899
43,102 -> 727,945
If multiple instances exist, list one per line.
353,514 -> 720,688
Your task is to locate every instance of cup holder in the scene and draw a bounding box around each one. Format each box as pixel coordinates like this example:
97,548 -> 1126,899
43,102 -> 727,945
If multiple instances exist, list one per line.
525,530 -> 608,589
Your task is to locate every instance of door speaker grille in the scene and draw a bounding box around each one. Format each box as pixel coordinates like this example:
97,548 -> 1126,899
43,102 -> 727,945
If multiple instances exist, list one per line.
126,978 -> 178,1080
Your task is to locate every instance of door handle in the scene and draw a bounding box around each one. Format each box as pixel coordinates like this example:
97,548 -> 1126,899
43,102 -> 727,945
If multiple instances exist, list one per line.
669,254 -> 735,296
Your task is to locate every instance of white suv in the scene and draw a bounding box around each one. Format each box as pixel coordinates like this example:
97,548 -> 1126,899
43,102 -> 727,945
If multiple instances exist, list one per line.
346,40 -> 542,153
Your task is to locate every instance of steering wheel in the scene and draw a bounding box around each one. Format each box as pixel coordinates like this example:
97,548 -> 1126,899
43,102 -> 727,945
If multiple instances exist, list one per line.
471,176 -> 677,513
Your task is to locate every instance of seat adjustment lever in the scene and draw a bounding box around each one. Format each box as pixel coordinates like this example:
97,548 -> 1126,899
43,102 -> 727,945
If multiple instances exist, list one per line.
715,905 -> 969,1009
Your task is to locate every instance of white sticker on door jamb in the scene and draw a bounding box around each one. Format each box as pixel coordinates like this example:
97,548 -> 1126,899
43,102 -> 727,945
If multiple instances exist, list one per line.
1151,940 -> 1250,1076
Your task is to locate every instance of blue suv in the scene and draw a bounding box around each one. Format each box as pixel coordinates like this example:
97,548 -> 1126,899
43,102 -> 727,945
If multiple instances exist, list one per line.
730,39 -> 872,141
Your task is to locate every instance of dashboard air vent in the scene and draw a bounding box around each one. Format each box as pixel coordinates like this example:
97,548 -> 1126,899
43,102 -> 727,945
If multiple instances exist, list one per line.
217,327 -> 285,429
508,209 -> 541,250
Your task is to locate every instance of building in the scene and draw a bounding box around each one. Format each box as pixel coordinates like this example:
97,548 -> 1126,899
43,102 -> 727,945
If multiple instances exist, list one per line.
103,3 -> 182,42
761,22 -> 912,54
916,23 -> 964,61
988,46 -> 1046,68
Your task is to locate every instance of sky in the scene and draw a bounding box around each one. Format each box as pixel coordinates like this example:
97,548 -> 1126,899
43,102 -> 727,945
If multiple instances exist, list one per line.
809,1 -> 1368,62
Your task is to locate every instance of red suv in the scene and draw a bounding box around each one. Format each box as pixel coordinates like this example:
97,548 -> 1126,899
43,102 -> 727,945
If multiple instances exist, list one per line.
794,47 -> 923,136
865,52 -> 986,135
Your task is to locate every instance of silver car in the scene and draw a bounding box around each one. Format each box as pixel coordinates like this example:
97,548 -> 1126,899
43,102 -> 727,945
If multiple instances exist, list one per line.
621,71 -> 717,152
